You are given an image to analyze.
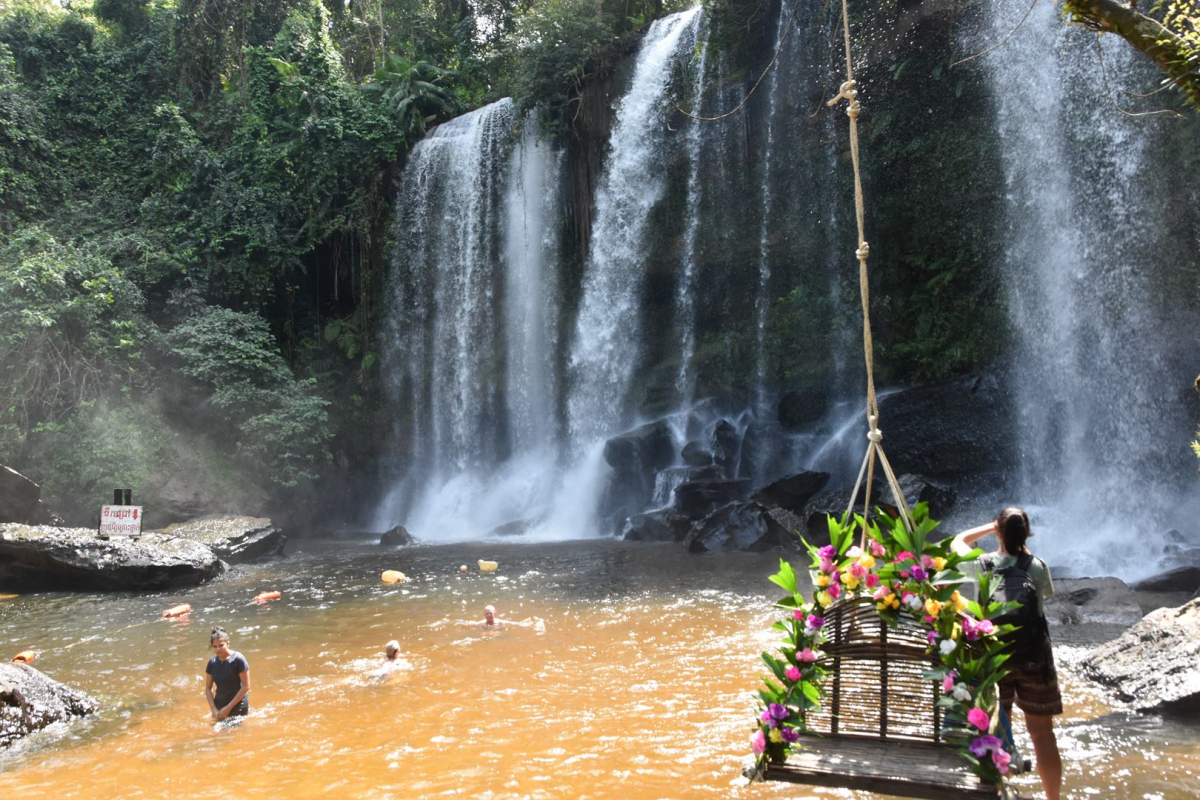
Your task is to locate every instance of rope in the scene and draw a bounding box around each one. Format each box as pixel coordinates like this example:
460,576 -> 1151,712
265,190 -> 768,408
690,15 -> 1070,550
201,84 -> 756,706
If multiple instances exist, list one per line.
828,0 -> 914,542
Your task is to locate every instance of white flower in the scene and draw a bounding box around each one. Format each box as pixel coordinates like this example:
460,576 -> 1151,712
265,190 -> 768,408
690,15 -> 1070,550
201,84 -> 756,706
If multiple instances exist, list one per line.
905,595 -> 924,611
952,684 -> 972,702
939,639 -> 957,656
846,546 -> 863,558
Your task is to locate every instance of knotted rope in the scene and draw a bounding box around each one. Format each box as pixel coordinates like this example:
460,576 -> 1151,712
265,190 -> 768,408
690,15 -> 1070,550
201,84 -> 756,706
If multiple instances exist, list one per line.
828,0 -> 913,541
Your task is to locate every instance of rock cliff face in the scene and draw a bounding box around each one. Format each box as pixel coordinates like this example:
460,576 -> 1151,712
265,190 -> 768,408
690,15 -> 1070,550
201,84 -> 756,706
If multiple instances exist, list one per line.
1081,598 -> 1200,714
0,524 -> 224,591
1,663 -> 98,748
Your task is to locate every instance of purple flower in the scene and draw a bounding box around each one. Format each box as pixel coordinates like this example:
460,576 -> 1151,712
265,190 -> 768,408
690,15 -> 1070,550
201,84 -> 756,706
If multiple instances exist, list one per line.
805,615 -> 826,631
910,565 -> 928,582
968,735 -> 1004,757
768,703 -> 789,721
976,619 -> 996,636
760,710 -> 775,727
927,630 -> 939,645
781,726 -> 800,743
817,545 -> 836,559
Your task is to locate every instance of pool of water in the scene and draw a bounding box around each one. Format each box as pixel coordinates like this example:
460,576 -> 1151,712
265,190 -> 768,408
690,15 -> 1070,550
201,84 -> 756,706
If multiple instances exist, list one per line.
1,539 -> 1196,798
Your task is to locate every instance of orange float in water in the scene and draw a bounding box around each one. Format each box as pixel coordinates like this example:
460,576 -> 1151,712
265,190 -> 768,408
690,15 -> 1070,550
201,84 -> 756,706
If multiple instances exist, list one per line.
11,650 -> 36,664
253,591 -> 281,605
381,570 -> 408,584
162,603 -> 192,618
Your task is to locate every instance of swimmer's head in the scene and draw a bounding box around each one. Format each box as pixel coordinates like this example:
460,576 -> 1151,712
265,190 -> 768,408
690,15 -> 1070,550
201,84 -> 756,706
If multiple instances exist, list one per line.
385,640 -> 400,660
484,605 -> 496,624
210,626 -> 231,655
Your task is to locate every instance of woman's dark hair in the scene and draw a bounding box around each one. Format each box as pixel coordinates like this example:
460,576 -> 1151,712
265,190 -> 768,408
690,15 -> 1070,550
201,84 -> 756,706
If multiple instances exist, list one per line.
210,626 -> 230,645
996,506 -> 1032,554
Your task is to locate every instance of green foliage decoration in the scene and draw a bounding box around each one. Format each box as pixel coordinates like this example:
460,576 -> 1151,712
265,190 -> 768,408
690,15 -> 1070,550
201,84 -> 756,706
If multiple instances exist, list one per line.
749,505 -> 1017,788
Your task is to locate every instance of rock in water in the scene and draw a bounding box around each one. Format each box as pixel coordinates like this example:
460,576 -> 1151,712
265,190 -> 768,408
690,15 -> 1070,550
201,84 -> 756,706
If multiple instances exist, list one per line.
1080,598 -> 1200,714
380,525 -> 414,546
680,440 -> 713,467
160,516 -> 286,564
0,466 -> 41,524
1043,577 -> 1144,627
1131,566 -> 1200,595
1,663 -> 98,748
0,524 -> 224,592
751,470 -> 830,513
622,509 -> 690,543
674,479 -> 751,519
685,502 -> 779,553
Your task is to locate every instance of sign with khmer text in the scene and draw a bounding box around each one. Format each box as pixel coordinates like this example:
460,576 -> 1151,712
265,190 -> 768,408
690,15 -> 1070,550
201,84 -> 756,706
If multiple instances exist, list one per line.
100,505 -> 143,535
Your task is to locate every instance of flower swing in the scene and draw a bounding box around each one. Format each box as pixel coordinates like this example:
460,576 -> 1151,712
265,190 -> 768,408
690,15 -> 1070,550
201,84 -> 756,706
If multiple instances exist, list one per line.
744,0 -> 1028,797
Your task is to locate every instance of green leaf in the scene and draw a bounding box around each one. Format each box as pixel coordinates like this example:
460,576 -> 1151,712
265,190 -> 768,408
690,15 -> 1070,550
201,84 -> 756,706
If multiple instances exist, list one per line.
769,559 -> 798,595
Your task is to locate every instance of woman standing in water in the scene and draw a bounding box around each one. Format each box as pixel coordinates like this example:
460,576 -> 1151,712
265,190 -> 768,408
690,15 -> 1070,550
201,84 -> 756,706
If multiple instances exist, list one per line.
205,626 -> 250,721
952,507 -> 1062,800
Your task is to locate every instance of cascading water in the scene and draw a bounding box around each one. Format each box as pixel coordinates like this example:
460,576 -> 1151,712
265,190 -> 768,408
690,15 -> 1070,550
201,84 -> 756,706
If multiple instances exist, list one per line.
673,28 -> 709,407
567,7 -> 702,445
983,3 -> 1197,577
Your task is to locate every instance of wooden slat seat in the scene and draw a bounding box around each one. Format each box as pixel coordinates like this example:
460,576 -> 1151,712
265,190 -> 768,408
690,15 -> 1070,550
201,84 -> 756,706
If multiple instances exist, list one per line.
763,597 -> 1008,799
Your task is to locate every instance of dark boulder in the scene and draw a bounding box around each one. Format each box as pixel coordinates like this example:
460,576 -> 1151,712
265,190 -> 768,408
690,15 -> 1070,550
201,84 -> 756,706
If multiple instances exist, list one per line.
622,509 -> 690,543
764,506 -> 805,549
1044,578 -> 1143,627
1080,598 -> 1200,713
160,515 -> 286,564
752,470 -> 831,513
877,371 -> 1014,480
674,479 -> 751,519
711,420 -> 739,472
1132,566 -> 1200,595
876,474 -> 958,520
800,481 -> 885,547
380,525 -> 414,546
0,524 -> 224,592
681,440 -> 713,467
603,421 -> 675,476
1,663 -> 98,748
685,502 -> 777,553
0,466 -> 41,524
777,389 -> 828,431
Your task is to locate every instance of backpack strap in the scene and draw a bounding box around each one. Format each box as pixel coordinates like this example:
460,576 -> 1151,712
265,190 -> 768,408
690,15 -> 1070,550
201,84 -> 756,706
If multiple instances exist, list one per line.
1015,552 -> 1034,571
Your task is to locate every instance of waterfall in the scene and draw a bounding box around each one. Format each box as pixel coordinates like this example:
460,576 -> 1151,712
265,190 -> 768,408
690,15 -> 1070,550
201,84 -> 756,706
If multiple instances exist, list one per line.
567,7 -> 702,445
375,100 -> 571,538
504,124 -> 564,455
674,27 -> 710,407
753,14 -> 784,412
983,2 -> 1194,577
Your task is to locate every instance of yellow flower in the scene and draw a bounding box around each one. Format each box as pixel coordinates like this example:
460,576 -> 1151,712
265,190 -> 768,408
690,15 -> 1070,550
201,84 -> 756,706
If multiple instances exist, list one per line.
769,728 -> 784,743
815,574 -> 831,588
925,598 -> 943,617
876,602 -> 888,612
951,623 -> 961,640
951,590 -> 968,613
889,595 -> 901,609
817,591 -> 833,607
842,575 -> 860,591
857,553 -> 876,570
933,557 -> 947,572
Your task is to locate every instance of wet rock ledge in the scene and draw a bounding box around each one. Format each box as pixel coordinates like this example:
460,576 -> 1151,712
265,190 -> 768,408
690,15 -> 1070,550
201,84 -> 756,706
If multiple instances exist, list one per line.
0,515 -> 283,592
1,663 -> 97,748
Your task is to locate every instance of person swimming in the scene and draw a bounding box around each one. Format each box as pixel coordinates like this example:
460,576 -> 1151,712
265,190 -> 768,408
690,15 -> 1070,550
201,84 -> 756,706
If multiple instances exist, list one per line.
384,639 -> 402,661
205,626 -> 250,722
479,604 -> 507,629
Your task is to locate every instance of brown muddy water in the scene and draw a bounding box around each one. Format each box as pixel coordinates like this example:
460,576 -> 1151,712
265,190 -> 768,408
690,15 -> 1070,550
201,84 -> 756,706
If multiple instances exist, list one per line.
1,539 -> 1196,798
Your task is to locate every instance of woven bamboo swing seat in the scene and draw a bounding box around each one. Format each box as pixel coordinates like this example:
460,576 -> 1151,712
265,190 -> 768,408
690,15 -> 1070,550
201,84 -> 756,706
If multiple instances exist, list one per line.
762,597 -> 1011,799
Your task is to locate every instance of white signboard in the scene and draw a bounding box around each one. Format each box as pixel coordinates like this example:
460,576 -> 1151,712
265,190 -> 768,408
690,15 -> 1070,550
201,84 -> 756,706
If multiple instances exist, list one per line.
100,505 -> 143,535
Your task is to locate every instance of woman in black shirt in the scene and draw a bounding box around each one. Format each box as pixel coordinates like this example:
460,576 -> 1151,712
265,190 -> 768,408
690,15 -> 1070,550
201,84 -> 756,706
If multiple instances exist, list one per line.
205,626 -> 250,721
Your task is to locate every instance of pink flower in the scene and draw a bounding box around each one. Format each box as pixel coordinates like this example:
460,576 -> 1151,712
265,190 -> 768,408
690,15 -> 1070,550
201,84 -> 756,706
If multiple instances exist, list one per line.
991,748 -> 1011,775
828,583 -> 841,600
751,729 -> 766,755
785,665 -> 801,681
922,555 -> 934,569
873,586 -> 891,600
818,558 -> 835,574
942,672 -> 957,693
961,616 -> 980,642
792,609 -> 805,620
927,630 -> 939,645
850,563 -> 867,580
798,648 -> 818,663
895,551 -> 915,563
968,708 -> 990,731
869,540 -> 886,557
817,545 -> 836,559
865,573 -> 880,589
923,615 -> 936,624
976,619 -> 996,636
